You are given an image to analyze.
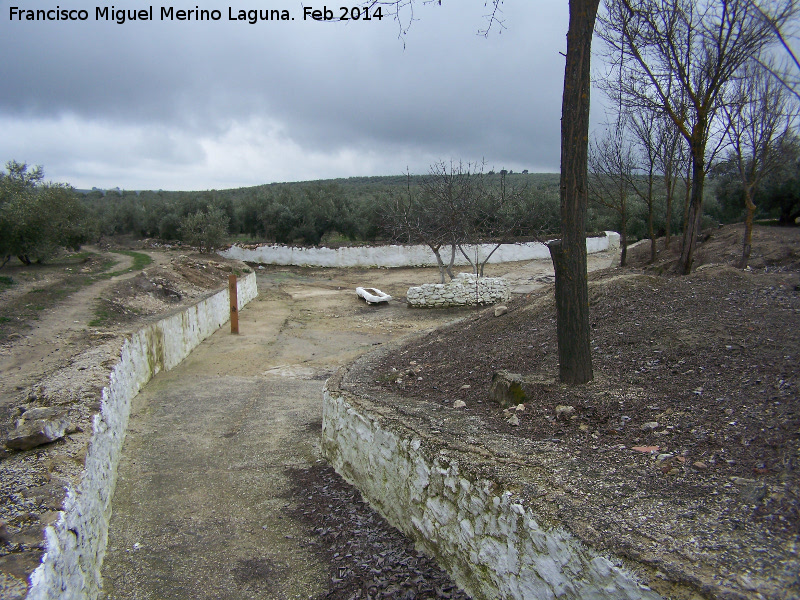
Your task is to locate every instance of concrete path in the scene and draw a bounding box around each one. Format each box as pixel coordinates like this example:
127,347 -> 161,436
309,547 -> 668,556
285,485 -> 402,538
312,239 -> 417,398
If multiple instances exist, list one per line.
100,268 -> 465,599
100,255 -> 617,599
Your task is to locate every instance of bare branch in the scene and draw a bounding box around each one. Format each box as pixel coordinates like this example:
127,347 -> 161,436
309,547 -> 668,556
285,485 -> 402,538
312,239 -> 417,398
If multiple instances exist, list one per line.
597,0 -> 797,273
477,1 -> 507,37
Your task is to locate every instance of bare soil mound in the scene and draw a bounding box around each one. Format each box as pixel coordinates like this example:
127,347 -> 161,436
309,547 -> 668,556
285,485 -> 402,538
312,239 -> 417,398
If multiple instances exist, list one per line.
92,254 -> 248,327
367,224 -> 799,598
627,222 -> 800,272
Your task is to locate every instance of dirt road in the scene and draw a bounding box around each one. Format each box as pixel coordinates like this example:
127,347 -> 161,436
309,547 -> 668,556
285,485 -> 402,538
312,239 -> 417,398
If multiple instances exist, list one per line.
100,255 -> 617,599
0,248 -> 177,406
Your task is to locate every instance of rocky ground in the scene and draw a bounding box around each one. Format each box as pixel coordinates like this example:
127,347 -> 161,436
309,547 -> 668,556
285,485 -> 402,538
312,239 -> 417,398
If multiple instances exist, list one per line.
375,225 -> 799,494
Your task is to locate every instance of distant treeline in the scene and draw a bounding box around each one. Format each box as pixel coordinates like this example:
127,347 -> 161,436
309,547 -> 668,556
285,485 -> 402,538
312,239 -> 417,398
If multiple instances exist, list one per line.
80,173 -> 565,246
77,170 -> 741,248
3,161 -> 799,269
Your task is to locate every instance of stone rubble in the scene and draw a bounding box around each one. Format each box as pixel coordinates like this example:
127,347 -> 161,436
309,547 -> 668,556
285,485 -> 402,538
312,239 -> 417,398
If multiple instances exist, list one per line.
5,408 -> 77,451
406,274 -> 510,308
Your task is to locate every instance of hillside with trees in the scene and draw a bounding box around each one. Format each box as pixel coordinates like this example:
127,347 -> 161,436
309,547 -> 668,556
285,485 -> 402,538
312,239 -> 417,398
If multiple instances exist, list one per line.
1,147 -> 798,272
76,170 -> 563,249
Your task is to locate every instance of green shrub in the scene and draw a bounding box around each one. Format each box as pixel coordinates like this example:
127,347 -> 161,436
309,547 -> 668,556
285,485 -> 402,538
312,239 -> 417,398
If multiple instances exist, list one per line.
180,206 -> 230,252
0,161 -> 95,266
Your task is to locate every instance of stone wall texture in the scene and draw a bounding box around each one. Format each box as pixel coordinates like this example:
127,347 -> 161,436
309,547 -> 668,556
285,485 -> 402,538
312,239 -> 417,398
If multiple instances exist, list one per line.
406,273 -> 510,307
322,386 -> 663,600
220,233 -> 621,268
26,273 -> 258,600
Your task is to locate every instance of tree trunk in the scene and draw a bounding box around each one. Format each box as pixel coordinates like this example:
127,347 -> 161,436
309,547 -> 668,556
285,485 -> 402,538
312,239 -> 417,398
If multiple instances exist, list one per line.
458,244 -> 477,274
479,243 -> 502,276
739,191 -> 756,269
664,174 -> 673,249
649,234 -> 656,263
429,244 -> 446,283
550,0 -> 599,385
648,173 -> 656,263
619,213 -> 628,267
678,139 -> 706,275
681,160 -> 692,246
446,244 -> 456,280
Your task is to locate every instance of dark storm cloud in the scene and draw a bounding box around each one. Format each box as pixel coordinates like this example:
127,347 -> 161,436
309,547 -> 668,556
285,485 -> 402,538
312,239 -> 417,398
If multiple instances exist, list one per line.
0,1 -> 569,188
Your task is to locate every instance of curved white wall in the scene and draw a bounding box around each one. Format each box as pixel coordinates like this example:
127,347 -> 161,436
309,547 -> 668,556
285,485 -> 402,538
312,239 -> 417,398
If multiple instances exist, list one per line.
322,388 -> 662,600
220,233 -> 621,268
26,274 -> 258,600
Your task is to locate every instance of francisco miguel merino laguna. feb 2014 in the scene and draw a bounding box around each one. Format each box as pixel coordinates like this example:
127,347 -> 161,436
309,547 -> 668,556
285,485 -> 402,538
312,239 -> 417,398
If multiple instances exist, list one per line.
9,5 -> 291,23
9,5 -> 385,24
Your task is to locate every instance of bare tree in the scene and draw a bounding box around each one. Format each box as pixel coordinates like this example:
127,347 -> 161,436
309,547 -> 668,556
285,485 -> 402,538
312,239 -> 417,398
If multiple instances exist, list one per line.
365,0 -> 507,38
457,170 -> 535,277
419,159 -> 487,274
653,114 -> 687,249
380,170 -> 457,283
368,0 -> 601,384
597,13 -> 687,258
589,121 -> 637,266
383,161 -> 535,280
746,0 -> 800,101
722,58 -> 798,267
627,109 -> 661,262
598,0 -> 796,274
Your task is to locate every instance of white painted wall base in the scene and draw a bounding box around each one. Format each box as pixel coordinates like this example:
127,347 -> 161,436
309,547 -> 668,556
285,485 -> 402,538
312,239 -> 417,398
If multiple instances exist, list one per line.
221,233 -> 621,268
322,386 -> 662,600
26,274 -> 258,600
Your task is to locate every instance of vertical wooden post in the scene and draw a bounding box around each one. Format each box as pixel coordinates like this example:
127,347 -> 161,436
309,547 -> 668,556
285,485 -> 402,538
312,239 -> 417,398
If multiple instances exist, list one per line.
229,274 -> 239,334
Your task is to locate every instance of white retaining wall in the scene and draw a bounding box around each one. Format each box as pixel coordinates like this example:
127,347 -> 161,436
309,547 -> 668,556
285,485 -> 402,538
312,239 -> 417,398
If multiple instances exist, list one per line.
220,233 -> 621,268
26,273 -> 258,600
407,273 -> 510,307
322,390 -> 662,600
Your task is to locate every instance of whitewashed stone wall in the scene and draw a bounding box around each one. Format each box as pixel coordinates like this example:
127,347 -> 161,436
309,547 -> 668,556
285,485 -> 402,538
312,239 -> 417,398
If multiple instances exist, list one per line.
220,232 -> 621,268
26,274 -> 258,600
407,273 -> 510,307
322,390 -> 663,600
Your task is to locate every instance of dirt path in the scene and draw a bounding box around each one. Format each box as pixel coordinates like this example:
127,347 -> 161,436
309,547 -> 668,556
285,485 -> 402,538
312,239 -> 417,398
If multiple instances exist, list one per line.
100,268 -> 467,599
0,250 -> 141,405
100,254 -> 617,599
0,249 -> 186,408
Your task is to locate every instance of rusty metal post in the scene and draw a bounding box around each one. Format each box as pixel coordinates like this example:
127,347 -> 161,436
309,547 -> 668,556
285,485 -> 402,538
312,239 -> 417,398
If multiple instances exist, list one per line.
228,274 -> 239,334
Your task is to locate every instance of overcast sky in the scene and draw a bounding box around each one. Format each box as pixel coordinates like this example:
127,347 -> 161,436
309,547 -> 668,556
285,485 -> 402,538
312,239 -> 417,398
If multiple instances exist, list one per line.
0,1 -> 598,190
